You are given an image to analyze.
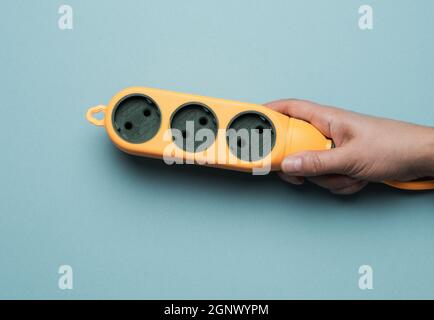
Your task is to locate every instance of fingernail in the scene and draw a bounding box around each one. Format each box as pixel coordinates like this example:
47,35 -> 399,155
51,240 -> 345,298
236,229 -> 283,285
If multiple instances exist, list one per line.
282,157 -> 302,173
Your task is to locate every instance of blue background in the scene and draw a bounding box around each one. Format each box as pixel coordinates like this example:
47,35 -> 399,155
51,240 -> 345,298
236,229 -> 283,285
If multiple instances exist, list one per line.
1,0 -> 433,299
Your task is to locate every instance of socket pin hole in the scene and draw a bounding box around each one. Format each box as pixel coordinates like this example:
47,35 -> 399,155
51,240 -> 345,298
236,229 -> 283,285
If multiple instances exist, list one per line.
256,125 -> 264,134
124,122 -> 133,130
182,130 -> 187,139
143,109 -> 151,117
199,117 -> 208,126
237,137 -> 244,148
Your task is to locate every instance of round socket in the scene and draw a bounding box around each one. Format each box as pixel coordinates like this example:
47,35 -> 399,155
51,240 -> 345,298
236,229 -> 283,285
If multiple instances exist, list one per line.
112,94 -> 161,143
226,111 -> 276,161
170,103 -> 218,152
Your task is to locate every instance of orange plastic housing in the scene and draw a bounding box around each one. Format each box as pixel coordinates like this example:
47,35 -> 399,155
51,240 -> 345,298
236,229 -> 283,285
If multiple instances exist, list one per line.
87,87 -> 331,173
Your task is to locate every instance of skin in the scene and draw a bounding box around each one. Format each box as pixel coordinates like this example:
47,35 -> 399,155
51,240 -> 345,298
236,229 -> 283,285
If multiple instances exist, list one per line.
264,99 -> 434,195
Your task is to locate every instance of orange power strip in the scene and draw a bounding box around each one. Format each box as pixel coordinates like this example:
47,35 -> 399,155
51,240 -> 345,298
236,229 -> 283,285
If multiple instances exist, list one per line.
86,87 -> 434,191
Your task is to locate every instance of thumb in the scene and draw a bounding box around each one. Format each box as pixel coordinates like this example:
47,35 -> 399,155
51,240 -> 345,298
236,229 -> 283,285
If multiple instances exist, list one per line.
281,149 -> 348,177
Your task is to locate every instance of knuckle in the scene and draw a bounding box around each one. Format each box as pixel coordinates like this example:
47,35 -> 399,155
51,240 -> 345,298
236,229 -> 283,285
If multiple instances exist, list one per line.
305,153 -> 325,174
331,181 -> 367,195
329,177 -> 357,190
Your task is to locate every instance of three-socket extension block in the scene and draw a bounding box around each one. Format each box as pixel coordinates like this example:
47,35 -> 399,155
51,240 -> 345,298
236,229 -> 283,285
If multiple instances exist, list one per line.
86,87 -> 332,172
87,87 -> 434,190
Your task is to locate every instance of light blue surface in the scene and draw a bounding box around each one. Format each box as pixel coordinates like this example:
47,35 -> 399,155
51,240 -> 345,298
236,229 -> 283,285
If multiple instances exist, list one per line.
0,0 -> 433,299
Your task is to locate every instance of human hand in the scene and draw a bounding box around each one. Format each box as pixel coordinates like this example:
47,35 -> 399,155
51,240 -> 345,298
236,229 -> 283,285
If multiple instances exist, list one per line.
265,99 -> 434,194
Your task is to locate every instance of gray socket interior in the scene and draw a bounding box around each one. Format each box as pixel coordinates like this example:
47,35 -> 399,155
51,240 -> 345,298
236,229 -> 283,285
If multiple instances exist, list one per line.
170,103 -> 218,152
226,112 -> 276,161
113,94 -> 161,143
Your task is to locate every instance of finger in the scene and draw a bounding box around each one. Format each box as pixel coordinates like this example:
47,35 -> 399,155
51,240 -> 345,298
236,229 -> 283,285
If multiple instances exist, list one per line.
281,149 -> 350,177
264,99 -> 338,137
277,171 -> 305,185
330,180 -> 369,195
307,175 -> 362,190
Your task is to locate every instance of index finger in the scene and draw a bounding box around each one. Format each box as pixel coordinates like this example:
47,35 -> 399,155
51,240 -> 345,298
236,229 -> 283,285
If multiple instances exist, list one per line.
264,99 -> 337,137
